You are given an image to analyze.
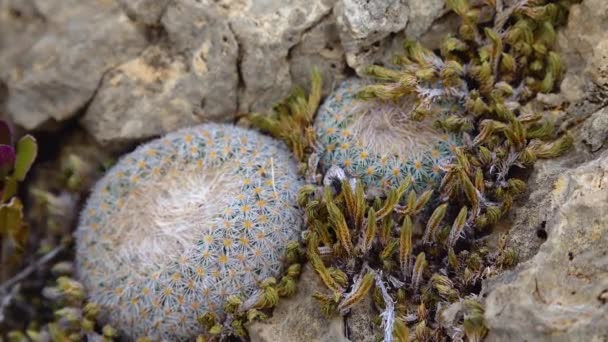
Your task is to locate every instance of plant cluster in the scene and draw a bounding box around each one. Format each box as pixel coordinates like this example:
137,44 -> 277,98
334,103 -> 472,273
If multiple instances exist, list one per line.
2,134 -> 118,341
256,0 -> 577,341
0,119 -> 38,283
249,69 -> 323,177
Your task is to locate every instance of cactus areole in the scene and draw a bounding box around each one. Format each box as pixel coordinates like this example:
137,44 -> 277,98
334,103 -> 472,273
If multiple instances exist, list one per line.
75,123 -> 303,340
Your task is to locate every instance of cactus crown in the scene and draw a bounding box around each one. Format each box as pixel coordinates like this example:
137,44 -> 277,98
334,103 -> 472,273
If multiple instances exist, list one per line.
75,123 -> 303,340
315,78 -> 461,192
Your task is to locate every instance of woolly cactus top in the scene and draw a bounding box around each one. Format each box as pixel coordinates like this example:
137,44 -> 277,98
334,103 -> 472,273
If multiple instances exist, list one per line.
75,123 -> 303,340
315,78 -> 460,191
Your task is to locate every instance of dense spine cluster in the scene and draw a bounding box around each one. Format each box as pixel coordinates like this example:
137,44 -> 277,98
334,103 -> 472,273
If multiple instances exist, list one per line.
75,123 -> 303,340
315,78 -> 461,192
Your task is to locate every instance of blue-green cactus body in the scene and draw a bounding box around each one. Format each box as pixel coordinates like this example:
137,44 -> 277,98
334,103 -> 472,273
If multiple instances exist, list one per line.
75,123 -> 302,340
315,78 -> 461,192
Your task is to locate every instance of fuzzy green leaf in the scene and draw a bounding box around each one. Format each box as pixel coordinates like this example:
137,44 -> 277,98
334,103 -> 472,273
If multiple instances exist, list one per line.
14,135 -> 38,181
0,197 -> 27,249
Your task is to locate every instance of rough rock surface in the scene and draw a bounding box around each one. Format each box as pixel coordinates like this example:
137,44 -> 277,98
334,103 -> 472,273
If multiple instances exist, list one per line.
227,0 -> 337,113
289,15 -> 347,96
482,4 -> 608,335
81,1 -> 240,146
483,149 -> 608,342
502,0 -> 608,262
335,0 -> 445,73
117,0 -> 170,25
0,0 -> 147,131
557,0 -> 608,105
248,265 -> 347,342
0,0 -> 445,147
335,0 -> 409,72
581,107 -> 608,152
344,295 -> 381,342
500,134 -> 596,262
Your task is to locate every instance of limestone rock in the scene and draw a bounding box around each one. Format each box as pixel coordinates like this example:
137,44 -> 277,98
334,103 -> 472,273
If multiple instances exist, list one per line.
557,0 -> 608,104
289,15 -> 347,97
248,264 -> 348,342
1,0 -> 447,147
335,0 -> 444,73
483,149 -> 608,341
81,0 -> 239,146
581,107 -> 608,153
403,0 -> 445,39
117,0 -> 170,25
345,294 -> 381,342
229,0 -> 337,113
1,0 -> 147,130
500,144 -> 594,262
335,0 -> 407,73
86,0 -> 347,145
0,1 -> 45,77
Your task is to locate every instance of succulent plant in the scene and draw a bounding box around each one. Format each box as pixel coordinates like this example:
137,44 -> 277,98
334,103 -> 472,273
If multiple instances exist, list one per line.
299,0 -> 577,341
75,123 -> 304,340
314,77 -> 461,193
0,119 -> 38,280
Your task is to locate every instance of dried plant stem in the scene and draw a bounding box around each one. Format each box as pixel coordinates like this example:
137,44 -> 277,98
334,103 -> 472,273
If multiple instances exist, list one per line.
371,268 -> 395,342
0,244 -> 64,296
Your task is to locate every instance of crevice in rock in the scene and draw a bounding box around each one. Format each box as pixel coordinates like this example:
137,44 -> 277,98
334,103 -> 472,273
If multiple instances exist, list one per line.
68,66 -> 118,141
294,6 -> 336,56
228,21 -> 246,119
536,221 -> 548,241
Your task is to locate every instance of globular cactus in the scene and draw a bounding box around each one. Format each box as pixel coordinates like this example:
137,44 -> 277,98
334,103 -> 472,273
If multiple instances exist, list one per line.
75,123 -> 303,340
314,78 -> 461,192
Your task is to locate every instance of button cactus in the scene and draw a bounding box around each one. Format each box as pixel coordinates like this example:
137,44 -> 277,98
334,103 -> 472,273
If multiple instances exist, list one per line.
314,78 -> 461,193
75,123 -> 303,340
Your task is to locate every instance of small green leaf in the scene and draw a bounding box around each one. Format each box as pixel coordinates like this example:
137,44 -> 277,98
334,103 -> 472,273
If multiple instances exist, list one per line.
0,197 -> 27,250
1,176 -> 18,202
13,135 -> 38,181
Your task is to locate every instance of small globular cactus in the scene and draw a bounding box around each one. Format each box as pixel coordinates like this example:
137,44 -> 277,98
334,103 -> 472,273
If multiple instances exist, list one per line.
75,123 -> 303,340
314,78 -> 461,193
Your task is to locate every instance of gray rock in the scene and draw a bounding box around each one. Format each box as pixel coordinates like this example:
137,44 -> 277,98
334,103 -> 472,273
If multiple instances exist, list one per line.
1,0 -> 147,130
345,294 -> 381,342
117,0 -> 170,25
557,0 -> 608,104
81,0 -> 239,146
403,0 -> 445,39
581,107 -> 608,153
289,15 -> 347,96
229,0 -> 336,113
1,0 -> 446,146
335,0 -> 444,73
248,264 -> 348,342
501,141 -> 595,262
483,150 -> 608,342
335,0 -> 409,73
86,0 -> 347,145
0,1 -> 45,76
